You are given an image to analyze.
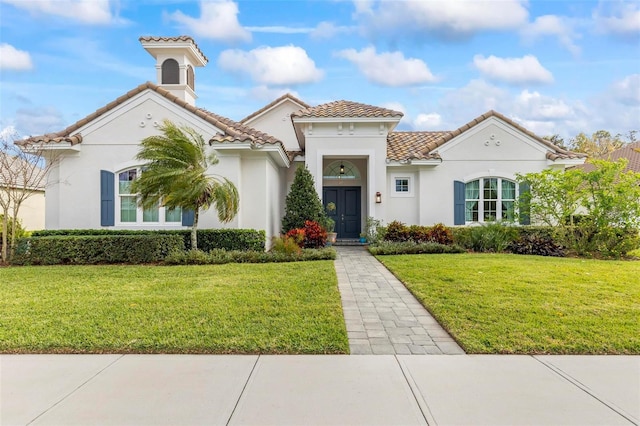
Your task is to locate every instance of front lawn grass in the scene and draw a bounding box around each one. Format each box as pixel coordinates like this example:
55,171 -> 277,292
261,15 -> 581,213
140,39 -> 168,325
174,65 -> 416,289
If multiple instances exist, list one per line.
0,262 -> 349,354
378,253 -> 640,354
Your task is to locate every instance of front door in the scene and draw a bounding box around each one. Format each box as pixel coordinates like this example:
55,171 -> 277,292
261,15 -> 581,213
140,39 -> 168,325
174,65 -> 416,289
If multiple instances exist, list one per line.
323,187 -> 361,239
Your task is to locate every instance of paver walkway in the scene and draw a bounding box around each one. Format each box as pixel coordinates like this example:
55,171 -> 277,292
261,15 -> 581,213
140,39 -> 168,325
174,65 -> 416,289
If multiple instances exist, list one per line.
334,246 -> 465,355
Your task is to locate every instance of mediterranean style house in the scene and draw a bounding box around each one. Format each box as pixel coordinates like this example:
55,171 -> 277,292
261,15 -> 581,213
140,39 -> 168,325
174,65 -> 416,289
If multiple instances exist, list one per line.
19,36 -> 586,242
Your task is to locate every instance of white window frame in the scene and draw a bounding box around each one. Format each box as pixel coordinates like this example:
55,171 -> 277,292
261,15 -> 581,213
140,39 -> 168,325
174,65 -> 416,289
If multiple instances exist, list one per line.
391,173 -> 414,198
465,177 -> 516,224
116,167 -> 183,226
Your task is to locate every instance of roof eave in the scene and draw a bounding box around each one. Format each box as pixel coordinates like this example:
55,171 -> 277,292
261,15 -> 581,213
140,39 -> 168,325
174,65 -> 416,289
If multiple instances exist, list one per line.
292,116 -> 402,124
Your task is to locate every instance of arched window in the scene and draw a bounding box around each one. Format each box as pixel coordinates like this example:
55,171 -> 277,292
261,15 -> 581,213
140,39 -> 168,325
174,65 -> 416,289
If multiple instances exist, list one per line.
117,167 -> 181,224
187,65 -> 194,90
465,178 -> 516,222
161,59 -> 179,84
323,161 -> 360,179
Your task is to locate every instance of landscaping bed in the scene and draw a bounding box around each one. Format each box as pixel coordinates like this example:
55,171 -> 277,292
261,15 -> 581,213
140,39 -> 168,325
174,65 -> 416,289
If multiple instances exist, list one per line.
0,262 -> 349,354
378,253 -> 640,354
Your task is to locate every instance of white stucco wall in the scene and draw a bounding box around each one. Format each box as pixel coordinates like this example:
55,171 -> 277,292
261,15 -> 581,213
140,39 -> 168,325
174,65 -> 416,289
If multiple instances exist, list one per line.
385,119 -> 560,227
303,121 -> 390,233
45,91 -> 270,235
242,100 -> 304,153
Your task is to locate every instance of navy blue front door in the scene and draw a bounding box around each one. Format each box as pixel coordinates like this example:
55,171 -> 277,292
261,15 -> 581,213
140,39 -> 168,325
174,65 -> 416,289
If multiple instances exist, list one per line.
323,187 -> 361,239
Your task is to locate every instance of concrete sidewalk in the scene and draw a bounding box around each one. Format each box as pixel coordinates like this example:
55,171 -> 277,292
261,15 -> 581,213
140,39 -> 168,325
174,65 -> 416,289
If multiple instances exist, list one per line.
2,354 -> 638,425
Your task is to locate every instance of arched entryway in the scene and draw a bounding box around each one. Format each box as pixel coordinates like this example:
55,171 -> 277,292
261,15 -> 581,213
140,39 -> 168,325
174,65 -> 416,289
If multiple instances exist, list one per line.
323,160 -> 362,239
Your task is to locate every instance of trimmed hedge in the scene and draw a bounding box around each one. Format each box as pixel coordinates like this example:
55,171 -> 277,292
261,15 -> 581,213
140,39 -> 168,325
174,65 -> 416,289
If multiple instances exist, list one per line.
164,247 -> 336,265
31,228 -> 266,252
368,241 -> 465,255
12,234 -> 184,265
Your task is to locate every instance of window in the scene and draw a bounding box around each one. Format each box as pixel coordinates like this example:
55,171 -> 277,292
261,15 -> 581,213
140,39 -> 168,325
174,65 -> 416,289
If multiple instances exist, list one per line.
161,59 -> 179,84
465,178 -> 516,223
323,161 -> 360,180
395,178 -> 409,193
117,168 -> 182,225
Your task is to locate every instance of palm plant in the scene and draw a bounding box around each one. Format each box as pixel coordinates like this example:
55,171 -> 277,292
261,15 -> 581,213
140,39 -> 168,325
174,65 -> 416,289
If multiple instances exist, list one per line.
132,119 -> 239,250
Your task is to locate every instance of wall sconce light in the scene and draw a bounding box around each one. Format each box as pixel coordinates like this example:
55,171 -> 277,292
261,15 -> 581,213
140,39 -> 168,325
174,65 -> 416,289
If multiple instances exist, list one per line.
339,163 -> 345,175
375,191 -> 382,203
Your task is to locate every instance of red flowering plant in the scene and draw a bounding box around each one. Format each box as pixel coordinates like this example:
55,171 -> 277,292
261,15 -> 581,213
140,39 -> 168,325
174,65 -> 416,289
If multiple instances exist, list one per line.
303,220 -> 327,248
285,228 -> 306,248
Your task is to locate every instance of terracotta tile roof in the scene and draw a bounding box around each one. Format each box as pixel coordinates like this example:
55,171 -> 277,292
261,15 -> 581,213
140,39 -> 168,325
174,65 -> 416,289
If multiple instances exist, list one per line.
17,82 -> 286,153
580,141 -> 640,173
240,93 -> 310,124
292,100 -> 403,119
387,132 -> 448,161
138,35 -> 208,63
386,110 -> 586,162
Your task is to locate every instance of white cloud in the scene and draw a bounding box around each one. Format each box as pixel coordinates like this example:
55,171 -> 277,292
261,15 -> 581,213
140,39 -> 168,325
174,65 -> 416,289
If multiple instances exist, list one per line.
521,15 -> 581,56
473,54 -> 554,85
355,0 -> 529,40
610,74 -> 640,105
169,0 -> 251,43
336,46 -> 436,87
310,21 -> 354,39
593,1 -> 640,38
1,0 -> 121,25
414,113 -> 443,130
0,44 -> 33,70
381,102 -> 406,115
218,45 -> 323,86
0,125 -> 20,143
245,26 -> 313,34
515,90 -> 575,121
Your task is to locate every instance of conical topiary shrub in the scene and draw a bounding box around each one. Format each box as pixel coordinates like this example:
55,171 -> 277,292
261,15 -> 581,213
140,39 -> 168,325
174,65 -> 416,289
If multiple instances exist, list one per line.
282,165 -> 326,233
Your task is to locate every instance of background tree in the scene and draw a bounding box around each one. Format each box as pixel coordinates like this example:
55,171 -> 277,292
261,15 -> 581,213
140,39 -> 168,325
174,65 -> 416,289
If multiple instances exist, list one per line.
1,135 -> 58,263
131,120 -> 239,251
569,130 -> 627,158
542,134 -> 568,150
282,165 -> 326,233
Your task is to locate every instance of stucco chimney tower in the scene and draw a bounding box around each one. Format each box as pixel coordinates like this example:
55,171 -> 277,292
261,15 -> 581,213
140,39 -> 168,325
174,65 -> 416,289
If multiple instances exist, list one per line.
139,36 -> 208,106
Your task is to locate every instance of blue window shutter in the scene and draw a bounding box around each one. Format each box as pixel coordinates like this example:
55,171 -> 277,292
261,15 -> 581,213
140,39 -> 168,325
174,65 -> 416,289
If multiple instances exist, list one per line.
182,209 -> 195,226
100,170 -> 115,226
454,180 -> 466,225
519,182 -> 531,225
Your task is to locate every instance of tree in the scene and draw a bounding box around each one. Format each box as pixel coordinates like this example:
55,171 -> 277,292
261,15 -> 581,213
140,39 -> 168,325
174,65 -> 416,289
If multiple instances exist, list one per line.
0,135 -> 58,263
282,165 -> 326,233
131,120 -> 239,251
569,130 -> 627,158
518,159 -> 640,257
542,134 -> 568,150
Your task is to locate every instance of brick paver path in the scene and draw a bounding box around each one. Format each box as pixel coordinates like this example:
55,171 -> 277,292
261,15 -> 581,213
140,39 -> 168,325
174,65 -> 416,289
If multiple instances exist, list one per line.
334,246 -> 465,355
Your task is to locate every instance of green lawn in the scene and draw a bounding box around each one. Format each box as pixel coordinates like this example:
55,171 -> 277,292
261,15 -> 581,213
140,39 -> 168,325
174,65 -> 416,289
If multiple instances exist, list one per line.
0,262 -> 349,354
378,253 -> 640,354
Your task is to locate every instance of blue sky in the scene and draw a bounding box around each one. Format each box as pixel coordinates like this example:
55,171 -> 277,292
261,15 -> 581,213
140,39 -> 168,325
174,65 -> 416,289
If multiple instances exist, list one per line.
1,0 -> 638,143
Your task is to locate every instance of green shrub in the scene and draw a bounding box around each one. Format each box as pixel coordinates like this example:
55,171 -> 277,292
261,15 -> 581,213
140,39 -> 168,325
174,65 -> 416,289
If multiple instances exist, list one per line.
384,221 -> 410,242
408,225 -> 430,243
627,249 -> 640,259
508,234 -> 565,257
163,247 -> 336,265
13,234 -> 184,265
282,165 -> 326,233
453,222 -> 518,252
426,223 -> 454,245
271,236 -> 303,255
368,241 -> 465,255
567,225 -> 640,259
31,228 -> 265,252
